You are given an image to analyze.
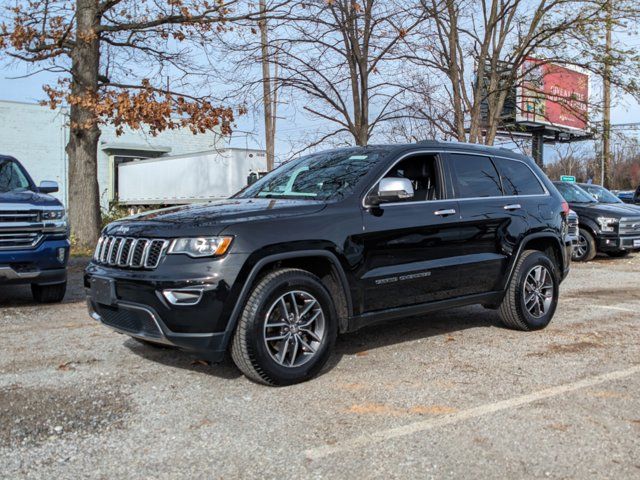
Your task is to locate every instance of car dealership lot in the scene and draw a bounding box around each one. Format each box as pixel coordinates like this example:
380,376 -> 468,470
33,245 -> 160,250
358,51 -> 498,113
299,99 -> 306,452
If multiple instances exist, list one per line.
1,257 -> 639,479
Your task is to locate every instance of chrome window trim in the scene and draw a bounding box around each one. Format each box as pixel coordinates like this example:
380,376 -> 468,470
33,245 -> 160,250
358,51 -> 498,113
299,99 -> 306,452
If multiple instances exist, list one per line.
361,149 -> 549,209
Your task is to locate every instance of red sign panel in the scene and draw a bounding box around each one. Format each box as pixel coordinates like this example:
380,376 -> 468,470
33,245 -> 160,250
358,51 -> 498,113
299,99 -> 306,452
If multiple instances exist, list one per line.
517,59 -> 589,133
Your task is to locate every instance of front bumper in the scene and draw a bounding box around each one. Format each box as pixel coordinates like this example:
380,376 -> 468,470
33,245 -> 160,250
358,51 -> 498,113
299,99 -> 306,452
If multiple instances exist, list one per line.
87,298 -> 227,361
84,253 -> 249,361
597,234 -> 640,252
0,237 -> 69,285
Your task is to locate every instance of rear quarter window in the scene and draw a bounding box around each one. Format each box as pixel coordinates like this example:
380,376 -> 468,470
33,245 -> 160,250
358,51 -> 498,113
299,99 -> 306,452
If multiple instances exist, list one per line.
449,154 -> 502,198
494,158 -> 545,196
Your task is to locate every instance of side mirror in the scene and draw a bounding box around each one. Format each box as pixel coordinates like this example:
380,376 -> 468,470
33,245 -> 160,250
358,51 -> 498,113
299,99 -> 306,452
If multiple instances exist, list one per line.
369,177 -> 414,205
38,181 -> 59,194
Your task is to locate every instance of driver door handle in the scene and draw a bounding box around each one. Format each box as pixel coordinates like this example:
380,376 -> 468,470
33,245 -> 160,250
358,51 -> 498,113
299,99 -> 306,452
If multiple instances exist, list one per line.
503,204 -> 522,211
434,208 -> 456,216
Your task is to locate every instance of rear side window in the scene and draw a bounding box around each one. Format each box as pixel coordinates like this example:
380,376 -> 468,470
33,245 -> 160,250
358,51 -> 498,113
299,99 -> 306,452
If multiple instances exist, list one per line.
449,154 -> 502,198
494,158 -> 545,196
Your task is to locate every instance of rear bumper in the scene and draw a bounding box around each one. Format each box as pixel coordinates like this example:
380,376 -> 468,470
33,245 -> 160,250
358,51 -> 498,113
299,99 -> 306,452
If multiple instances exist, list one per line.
0,237 -> 69,285
87,298 -> 227,362
597,235 -> 640,251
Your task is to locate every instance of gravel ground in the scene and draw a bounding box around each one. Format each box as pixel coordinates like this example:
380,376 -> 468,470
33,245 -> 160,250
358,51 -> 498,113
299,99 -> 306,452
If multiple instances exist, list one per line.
0,255 -> 639,479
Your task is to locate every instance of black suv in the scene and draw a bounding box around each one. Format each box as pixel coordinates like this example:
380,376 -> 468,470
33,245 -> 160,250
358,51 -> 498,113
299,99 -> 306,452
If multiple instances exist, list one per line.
553,181 -> 640,261
86,142 -> 571,385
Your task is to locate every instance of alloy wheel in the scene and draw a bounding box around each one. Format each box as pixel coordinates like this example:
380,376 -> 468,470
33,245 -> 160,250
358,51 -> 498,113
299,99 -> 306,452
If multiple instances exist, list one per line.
263,290 -> 326,368
523,265 -> 554,318
573,234 -> 588,260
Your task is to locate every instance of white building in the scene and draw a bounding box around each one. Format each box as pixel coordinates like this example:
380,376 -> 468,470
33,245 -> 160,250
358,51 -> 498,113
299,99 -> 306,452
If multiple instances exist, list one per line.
0,99 -> 228,208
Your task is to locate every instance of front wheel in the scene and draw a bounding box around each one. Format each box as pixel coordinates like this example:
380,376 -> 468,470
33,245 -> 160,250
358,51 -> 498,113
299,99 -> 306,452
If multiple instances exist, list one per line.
572,228 -> 596,262
498,250 -> 559,331
230,268 -> 337,386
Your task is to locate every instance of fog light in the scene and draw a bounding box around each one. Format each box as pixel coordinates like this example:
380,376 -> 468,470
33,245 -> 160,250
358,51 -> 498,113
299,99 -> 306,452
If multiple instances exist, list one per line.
57,248 -> 66,263
162,288 -> 204,306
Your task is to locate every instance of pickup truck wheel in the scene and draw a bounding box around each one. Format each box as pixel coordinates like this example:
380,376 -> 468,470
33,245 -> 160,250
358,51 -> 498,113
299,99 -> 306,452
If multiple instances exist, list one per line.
572,228 -> 596,262
230,268 -> 337,386
31,282 -> 66,303
498,250 -> 558,331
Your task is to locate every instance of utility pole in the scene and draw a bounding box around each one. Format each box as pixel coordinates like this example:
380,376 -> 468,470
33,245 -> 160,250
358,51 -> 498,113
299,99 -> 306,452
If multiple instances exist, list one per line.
259,0 -> 276,171
602,0 -> 613,187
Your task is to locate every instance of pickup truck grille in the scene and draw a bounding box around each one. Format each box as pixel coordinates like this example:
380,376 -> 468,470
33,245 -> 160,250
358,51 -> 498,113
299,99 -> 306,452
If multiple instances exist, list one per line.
0,210 -> 40,222
0,209 -> 44,250
0,232 -> 43,249
94,235 -> 169,269
567,214 -> 579,237
619,217 -> 640,236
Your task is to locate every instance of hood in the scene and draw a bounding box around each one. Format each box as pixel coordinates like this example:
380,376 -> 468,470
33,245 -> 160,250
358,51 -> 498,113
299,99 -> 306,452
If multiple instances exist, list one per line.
568,201 -> 640,219
0,189 -> 62,208
104,198 -> 327,237
596,202 -> 640,215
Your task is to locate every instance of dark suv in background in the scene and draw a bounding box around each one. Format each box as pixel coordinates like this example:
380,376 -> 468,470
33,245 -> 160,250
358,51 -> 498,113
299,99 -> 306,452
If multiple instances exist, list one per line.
554,181 -> 640,261
86,142 -> 571,385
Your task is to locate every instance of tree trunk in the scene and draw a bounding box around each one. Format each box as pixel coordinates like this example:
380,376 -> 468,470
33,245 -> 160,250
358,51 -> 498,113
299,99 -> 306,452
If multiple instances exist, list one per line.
67,0 -> 102,250
259,0 -> 276,171
602,0 -> 613,188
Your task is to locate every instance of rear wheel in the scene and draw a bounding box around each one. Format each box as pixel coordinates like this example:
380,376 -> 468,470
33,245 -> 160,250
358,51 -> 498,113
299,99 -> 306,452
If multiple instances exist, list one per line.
498,250 -> 559,331
231,268 -> 337,386
31,282 -> 66,303
572,228 -> 596,262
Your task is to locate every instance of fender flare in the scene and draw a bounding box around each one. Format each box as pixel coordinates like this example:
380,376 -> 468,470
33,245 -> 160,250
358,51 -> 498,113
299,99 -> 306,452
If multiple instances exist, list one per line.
219,249 -> 353,349
504,232 -> 566,289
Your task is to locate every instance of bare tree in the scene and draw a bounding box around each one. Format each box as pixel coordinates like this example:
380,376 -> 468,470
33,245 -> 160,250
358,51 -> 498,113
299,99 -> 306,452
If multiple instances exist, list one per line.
0,0 -> 287,247
268,0 -> 428,149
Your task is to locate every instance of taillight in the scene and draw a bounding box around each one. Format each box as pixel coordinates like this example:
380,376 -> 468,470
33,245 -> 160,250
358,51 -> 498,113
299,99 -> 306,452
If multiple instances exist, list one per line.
561,200 -> 570,216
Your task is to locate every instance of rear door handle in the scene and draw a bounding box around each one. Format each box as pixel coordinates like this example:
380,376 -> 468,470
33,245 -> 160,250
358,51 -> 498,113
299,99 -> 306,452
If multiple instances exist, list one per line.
434,208 -> 456,216
503,204 -> 522,210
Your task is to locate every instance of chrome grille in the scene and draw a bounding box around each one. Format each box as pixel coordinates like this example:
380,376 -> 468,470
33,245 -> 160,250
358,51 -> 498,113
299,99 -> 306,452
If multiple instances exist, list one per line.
619,217 -> 640,236
0,210 -> 40,222
94,235 -> 168,269
567,214 -> 579,237
0,232 -> 43,249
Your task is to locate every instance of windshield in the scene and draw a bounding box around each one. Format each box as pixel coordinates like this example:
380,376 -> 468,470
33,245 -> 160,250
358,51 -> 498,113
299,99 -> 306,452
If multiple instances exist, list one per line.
554,182 -> 597,203
0,159 -> 31,193
582,184 -> 623,203
236,148 -> 389,201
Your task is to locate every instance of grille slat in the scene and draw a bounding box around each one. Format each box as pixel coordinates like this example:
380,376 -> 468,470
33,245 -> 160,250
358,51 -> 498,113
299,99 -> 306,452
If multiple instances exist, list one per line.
94,235 -> 168,270
619,217 -> 640,236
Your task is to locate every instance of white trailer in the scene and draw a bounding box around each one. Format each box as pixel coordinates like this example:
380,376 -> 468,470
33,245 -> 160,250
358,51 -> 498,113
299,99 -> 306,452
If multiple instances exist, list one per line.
116,148 -> 267,206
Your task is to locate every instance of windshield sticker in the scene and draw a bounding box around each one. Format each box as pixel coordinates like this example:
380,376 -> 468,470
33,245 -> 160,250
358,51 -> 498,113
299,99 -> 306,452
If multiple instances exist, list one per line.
348,155 -> 368,160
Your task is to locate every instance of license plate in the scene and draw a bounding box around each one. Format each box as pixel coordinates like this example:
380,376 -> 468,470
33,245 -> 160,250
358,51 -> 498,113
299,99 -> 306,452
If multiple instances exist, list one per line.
90,277 -> 116,305
634,239 -> 640,248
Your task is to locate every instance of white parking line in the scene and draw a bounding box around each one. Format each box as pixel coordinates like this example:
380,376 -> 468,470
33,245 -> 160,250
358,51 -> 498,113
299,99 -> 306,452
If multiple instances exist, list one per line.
304,364 -> 640,460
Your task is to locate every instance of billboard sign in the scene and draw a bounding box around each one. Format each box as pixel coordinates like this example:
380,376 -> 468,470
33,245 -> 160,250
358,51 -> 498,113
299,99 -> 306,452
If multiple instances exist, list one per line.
516,58 -> 589,133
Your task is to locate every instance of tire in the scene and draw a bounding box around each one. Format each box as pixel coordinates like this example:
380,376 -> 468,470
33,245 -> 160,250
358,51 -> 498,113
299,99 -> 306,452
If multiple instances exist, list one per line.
498,250 -> 559,331
231,268 -> 338,386
606,250 -> 630,258
31,282 -> 66,303
572,228 -> 596,262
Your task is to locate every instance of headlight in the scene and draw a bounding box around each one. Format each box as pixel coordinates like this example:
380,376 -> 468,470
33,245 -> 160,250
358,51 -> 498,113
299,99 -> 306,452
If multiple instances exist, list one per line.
168,236 -> 233,258
596,217 -> 619,232
41,209 -> 65,220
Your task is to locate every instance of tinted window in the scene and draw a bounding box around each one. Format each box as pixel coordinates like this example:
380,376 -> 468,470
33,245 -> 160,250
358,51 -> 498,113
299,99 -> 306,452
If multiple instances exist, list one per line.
0,159 -> 31,193
450,154 -> 502,198
553,182 -> 597,203
237,148 -> 389,201
494,158 -> 545,196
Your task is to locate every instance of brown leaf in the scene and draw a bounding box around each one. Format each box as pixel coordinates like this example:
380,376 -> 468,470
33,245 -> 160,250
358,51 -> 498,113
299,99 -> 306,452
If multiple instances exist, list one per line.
190,359 -> 210,367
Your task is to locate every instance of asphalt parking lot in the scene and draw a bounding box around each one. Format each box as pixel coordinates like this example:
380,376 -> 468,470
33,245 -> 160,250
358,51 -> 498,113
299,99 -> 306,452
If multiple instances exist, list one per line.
1,255 -> 639,479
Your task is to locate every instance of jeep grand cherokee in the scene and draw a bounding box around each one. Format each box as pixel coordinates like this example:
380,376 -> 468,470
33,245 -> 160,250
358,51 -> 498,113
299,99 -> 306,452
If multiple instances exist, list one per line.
86,142 -> 571,385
